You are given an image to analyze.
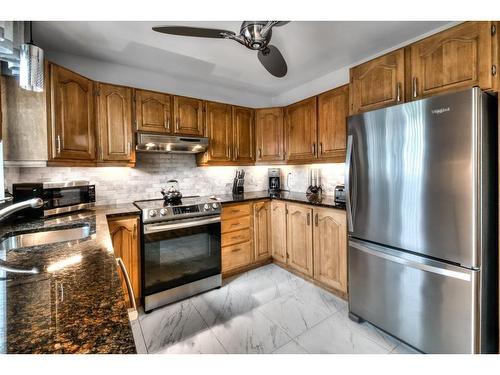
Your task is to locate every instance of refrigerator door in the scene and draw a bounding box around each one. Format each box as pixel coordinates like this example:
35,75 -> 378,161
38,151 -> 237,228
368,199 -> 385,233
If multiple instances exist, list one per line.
347,88 -> 486,267
348,238 -> 478,354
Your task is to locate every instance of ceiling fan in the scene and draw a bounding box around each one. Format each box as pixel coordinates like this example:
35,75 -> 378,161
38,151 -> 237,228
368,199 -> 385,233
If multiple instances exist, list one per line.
152,21 -> 290,78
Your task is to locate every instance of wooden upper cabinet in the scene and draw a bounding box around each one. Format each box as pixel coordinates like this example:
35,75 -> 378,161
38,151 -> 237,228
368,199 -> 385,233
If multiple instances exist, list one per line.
47,63 -> 95,162
173,96 -> 204,136
135,89 -> 172,133
285,97 -> 317,162
254,201 -> 271,261
270,200 -> 287,263
349,48 -> 405,115
232,106 -> 255,163
96,83 -> 134,163
255,107 -> 285,162
108,216 -> 141,307
286,203 -> 313,276
409,21 -> 496,99
204,101 -> 233,163
313,208 -> 347,293
317,85 -> 349,161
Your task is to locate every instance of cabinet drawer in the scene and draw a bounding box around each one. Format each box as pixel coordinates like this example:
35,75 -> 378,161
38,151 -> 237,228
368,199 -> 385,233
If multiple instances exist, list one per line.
221,203 -> 252,220
221,216 -> 251,233
222,241 -> 252,271
222,228 -> 251,247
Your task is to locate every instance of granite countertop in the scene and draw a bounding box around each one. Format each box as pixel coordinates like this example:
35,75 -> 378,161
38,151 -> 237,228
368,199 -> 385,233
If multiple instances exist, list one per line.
0,203 -> 140,354
215,190 -> 346,210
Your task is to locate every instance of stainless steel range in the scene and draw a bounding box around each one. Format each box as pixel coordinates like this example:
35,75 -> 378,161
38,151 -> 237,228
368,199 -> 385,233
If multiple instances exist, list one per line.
134,196 -> 222,312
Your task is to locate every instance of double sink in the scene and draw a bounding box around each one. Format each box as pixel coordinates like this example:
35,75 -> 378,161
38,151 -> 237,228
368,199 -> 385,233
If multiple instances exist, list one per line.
0,225 -> 91,274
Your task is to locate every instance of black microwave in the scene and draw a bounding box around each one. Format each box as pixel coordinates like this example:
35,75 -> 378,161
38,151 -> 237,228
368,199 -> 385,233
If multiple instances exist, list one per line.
12,181 -> 95,218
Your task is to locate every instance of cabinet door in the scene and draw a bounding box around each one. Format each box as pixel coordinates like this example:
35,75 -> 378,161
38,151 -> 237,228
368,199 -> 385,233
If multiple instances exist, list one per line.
232,106 -> 255,163
313,208 -> 347,293
96,83 -> 133,162
135,89 -> 172,133
285,97 -> 317,162
286,203 -> 313,276
108,216 -> 141,307
317,85 -> 349,161
255,107 -> 285,162
349,48 -> 405,114
48,63 -> 95,161
204,101 -> 232,162
271,201 -> 287,263
254,201 -> 271,261
173,96 -> 204,136
409,22 -> 495,99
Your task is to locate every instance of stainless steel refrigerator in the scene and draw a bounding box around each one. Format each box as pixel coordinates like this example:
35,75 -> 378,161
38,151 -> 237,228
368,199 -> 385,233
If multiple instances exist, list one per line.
346,87 -> 498,354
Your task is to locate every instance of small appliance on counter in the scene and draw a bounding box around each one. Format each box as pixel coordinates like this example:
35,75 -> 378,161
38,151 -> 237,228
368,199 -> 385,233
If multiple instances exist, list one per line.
334,184 -> 346,206
12,181 -> 95,218
232,169 -> 245,195
268,168 -> 281,193
306,168 -> 322,197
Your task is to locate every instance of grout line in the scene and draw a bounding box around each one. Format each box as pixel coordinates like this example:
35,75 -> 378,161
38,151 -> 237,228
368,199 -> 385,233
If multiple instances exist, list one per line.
188,298 -> 229,354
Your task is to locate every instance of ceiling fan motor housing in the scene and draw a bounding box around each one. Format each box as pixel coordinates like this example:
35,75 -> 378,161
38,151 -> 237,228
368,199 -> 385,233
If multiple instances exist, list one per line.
240,21 -> 271,50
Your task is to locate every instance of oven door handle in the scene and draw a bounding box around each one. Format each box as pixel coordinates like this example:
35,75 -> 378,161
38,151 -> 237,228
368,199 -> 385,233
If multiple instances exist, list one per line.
144,216 -> 221,234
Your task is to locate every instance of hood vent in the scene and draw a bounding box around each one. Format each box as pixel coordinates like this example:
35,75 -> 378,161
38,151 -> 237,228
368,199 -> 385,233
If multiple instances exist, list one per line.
136,132 -> 209,154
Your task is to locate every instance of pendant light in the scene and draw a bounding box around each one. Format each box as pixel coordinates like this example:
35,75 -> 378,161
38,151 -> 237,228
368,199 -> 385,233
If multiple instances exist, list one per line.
19,21 -> 44,92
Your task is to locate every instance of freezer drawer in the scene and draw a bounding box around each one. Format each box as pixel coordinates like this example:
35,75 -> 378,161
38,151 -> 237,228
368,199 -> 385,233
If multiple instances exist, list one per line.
348,238 -> 478,353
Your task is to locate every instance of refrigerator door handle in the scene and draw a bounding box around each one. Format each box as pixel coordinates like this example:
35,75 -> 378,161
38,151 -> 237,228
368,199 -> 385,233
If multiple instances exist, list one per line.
345,135 -> 354,232
350,239 -> 472,281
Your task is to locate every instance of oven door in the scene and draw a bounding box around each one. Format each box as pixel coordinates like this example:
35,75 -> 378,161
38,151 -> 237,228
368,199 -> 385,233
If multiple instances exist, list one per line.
142,215 -> 221,299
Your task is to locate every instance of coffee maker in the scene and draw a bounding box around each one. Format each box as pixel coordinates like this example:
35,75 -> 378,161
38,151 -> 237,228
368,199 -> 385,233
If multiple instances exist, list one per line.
268,168 -> 281,193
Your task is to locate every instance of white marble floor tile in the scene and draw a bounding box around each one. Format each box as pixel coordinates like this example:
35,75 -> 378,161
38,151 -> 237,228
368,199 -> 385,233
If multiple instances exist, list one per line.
335,309 -> 400,351
256,288 -> 335,338
190,284 -> 256,327
290,282 -> 347,314
390,343 -> 421,354
156,328 -> 227,354
139,300 -> 209,353
231,275 -> 291,306
210,309 -> 292,354
130,319 -> 148,354
295,312 -> 388,354
273,340 -> 309,354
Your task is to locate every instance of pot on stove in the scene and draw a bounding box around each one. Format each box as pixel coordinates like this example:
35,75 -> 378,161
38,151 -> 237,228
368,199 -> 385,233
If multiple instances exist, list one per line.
161,179 -> 183,204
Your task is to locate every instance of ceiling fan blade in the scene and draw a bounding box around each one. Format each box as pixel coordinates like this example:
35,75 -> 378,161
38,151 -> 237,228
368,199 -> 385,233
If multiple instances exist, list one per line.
274,21 -> 290,27
152,26 -> 235,39
257,45 -> 288,78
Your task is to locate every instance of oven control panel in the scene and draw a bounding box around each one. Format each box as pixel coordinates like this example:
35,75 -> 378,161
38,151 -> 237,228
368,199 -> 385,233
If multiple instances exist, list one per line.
142,202 -> 221,223
173,205 -> 200,215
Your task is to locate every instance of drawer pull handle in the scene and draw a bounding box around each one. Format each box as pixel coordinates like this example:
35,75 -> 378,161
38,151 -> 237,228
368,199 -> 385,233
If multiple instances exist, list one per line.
231,209 -> 241,213
231,222 -> 240,226
231,248 -> 241,253
232,235 -> 242,239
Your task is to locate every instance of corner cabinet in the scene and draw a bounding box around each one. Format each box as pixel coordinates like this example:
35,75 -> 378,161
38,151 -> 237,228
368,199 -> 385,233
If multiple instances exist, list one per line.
47,62 -> 96,165
255,107 -> 285,163
232,106 -> 255,164
317,85 -> 349,161
95,83 -> 134,165
349,48 -> 405,115
202,101 -> 233,163
313,207 -> 347,293
254,200 -> 271,261
108,215 -> 141,307
284,97 -> 317,162
173,96 -> 204,136
409,21 -> 497,99
135,89 -> 172,133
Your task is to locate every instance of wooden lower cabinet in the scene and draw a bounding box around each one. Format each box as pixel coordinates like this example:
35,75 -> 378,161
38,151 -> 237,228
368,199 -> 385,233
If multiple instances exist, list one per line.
270,201 -> 287,263
286,203 -> 314,276
313,207 -> 347,293
108,215 -> 141,307
254,200 -> 271,261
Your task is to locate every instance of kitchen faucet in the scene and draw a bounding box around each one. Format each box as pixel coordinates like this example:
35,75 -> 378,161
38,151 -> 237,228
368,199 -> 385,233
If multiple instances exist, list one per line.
0,198 -> 43,222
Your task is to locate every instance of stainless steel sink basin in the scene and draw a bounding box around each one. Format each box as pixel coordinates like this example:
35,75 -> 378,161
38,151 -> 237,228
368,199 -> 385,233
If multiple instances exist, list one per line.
0,225 -> 91,252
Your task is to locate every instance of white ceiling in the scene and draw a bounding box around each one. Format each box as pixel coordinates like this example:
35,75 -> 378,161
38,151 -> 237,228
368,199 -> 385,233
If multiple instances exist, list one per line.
33,21 -> 452,106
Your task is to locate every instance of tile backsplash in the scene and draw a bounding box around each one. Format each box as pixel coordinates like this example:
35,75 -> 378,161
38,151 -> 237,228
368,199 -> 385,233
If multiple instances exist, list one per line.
4,153 -> 345,205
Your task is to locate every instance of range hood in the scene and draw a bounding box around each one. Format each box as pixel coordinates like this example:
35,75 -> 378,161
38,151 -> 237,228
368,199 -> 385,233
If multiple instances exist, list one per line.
136,132 -> 209,154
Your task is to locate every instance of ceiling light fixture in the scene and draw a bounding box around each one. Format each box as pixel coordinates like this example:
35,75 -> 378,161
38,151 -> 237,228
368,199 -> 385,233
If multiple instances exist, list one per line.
19,21 -> 44,92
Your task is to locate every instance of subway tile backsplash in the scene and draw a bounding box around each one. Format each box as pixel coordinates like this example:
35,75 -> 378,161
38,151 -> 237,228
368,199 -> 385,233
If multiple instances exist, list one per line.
4,153 -> 345,205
